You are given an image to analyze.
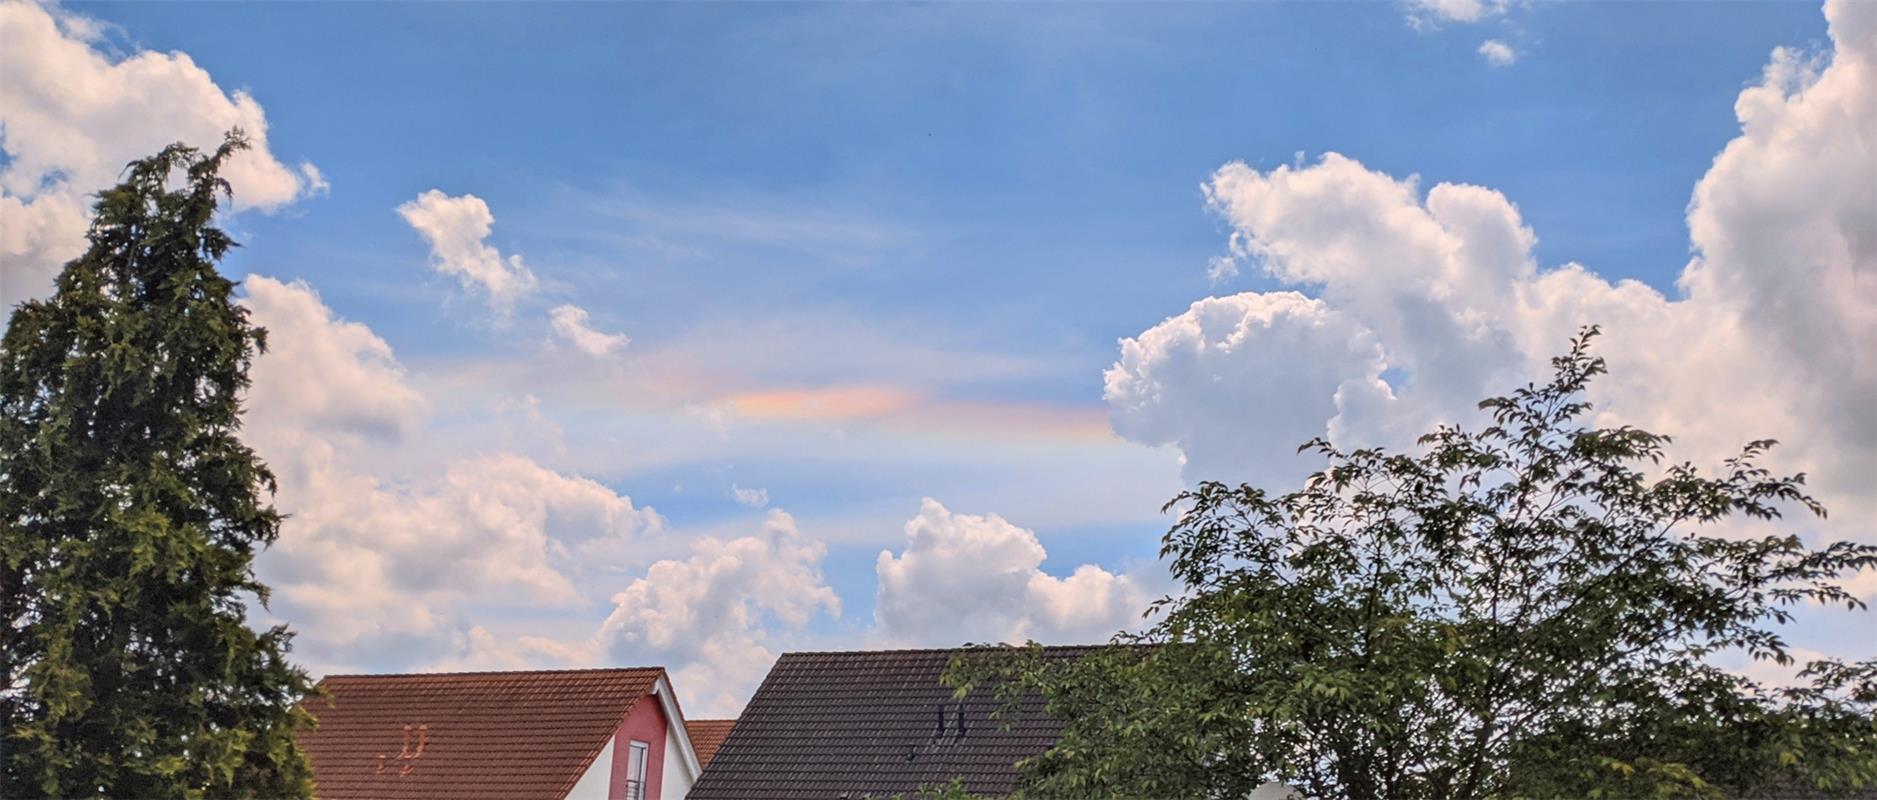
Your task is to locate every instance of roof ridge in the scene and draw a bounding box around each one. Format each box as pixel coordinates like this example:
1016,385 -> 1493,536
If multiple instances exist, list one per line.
778,644 -> 1109,657
320,665 -> 665,679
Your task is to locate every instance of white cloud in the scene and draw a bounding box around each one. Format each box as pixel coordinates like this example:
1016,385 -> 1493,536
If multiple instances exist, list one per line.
550,303 -> 630,357
1109,0 -> 1876,561
298,162 -> 331,197
397,190 -> 539,313
255,438 -> 663,673
874,499 -> 1155,646
1676,0 -> 1877,518
240,276 -> 661,670
595,509 -> 840,716
430,625 -> 599,673
1478,39 -> 1518,67
1106,292 -> 1394,483
0,1 -> 321,308
0,191 -> 87,307
731,484 -> 770,508
1406,0 -> 1505,27
1206,254 -> 1241,285
243,276 -> 428,442
416,498 -> 1160,715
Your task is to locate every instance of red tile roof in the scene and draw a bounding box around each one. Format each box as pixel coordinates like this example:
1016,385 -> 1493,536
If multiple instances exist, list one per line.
299,667 -> 664,800
686,719 -> 736,768
690,647 -> 1101,799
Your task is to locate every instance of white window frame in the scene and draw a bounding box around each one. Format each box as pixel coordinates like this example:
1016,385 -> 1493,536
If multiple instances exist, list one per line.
625,739 -> 650,800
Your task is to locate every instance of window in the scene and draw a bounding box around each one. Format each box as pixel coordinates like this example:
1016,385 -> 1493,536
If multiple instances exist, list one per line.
624,740 -> 650,800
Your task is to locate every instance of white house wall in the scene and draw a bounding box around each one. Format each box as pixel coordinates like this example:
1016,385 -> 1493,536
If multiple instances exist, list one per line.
663,720 -> 693,797
562,737 -> 615,800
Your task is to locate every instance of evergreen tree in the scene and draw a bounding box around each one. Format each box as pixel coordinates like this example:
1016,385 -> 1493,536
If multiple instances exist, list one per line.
1,135 -> 315,798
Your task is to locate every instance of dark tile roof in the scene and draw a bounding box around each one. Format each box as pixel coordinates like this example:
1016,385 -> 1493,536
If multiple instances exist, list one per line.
689,646 -> 1101,800
299,667 -> 663,800
688,719 -> 736,768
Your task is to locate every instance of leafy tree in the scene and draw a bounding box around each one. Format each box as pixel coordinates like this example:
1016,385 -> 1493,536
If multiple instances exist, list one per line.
951,330 -> 1877,799
1,135 -> 316,798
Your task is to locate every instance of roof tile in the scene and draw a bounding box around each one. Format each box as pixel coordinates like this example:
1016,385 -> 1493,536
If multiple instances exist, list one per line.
687,719 -> 736,768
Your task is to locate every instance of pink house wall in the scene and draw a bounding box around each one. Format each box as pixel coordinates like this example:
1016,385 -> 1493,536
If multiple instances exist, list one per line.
606,696 -> 670,800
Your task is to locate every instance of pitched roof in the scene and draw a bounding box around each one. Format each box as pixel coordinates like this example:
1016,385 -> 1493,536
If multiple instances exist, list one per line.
687,719 -> 736,768
689,646 -> 1100,800
299,667 -> 664,800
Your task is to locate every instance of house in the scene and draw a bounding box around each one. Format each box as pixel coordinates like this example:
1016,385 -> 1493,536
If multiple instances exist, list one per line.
298,667 -> 703,800
688,646 -> 1100,799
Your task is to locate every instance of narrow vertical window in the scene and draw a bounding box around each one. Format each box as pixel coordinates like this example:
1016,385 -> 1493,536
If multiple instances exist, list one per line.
625,740 -> 650,800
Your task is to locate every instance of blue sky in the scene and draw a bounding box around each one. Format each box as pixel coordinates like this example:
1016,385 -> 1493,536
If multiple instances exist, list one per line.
5,0 -> 1870,714
89,0 -> 1825,328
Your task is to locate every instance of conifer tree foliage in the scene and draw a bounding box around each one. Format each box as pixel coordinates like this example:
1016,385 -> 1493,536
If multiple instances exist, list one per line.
1,135 -> 315,798
951,330 -> 1877,799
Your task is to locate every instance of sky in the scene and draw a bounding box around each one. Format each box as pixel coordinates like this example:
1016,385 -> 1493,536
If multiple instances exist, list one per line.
2,0 -> 1873,717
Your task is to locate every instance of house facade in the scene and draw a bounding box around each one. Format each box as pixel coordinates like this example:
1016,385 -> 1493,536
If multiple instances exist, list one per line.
299,667 -> 702,800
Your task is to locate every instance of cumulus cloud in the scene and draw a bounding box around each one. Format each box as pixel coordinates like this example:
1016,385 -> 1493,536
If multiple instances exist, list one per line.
243,276 -> 428,442
550,303 -> 630,357
397,190 -> 539,313
0,1 -> 321,308
1478,39 -> 1518,67
595,509 -> 840,716
256,450 -> 656,660
417,497 -> 1163,715
1106,292 -> 1394,482
240,277 -> 661,670
874,499 -> 1155,646
1109,0 -> 1876,558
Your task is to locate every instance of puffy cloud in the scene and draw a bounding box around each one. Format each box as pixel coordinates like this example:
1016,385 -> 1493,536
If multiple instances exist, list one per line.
595,510 -> 840,716
1106,292 -> 1395,482
874,499 -> 1155,646
1675,0 -> 1877,518
240,276 -> 660,670
1478,39 -> 1518,67
550,303 -> 630,357
1110,0 -> 1876,556
0,1 -> 320,308
397,190 -> 539,312
1203,154 -> 1534,417
243,276 -> 428,442
0,191 -> 88,309
255,437 -> 663,668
